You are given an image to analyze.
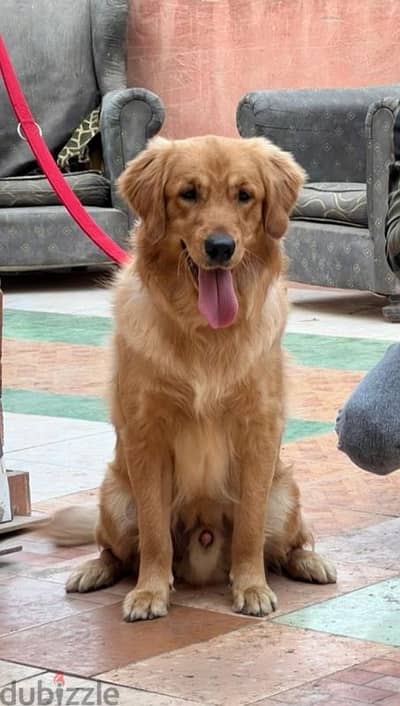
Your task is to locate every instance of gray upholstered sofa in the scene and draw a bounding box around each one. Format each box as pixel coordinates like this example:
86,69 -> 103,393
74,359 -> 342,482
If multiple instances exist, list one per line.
0,0 -> 164,272
237,88 -> 400,319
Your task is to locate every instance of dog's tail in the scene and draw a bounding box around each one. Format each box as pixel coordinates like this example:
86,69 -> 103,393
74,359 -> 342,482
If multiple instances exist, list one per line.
40,505 -> 98,546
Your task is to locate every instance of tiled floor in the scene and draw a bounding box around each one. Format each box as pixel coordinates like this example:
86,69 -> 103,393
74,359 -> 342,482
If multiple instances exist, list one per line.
1,274 -> 400,706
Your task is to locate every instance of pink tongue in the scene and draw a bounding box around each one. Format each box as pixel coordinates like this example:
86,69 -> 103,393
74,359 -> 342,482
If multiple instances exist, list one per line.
198,268 -> 238,329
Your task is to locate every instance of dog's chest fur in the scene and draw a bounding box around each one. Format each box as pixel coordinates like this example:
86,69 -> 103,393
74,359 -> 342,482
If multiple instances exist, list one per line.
173,418 -> 231,505
174,366 -> 236,504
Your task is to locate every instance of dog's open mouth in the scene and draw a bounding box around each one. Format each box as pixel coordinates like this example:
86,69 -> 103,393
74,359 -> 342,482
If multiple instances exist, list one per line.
180,240 -> 238,329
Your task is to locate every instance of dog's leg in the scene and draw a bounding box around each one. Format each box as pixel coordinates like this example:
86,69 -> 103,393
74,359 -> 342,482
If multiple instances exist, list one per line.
65,445 -> 138,594
264,467 -> 336,585
122,434 -> 173,622
230,425 -> 281,617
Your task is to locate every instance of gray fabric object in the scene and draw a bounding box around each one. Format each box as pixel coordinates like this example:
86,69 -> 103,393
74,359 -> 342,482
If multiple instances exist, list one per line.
101,88 -> 165,218
0,207 -> 128,271
237,89 -> 400,297
293,183 -> 367,227
1,0 -> 102,177
0,172 -> 110,207
336,344 -> 400,475
0,0 -> 165,271
284,221 -> 374,290
385,164 -> 400,273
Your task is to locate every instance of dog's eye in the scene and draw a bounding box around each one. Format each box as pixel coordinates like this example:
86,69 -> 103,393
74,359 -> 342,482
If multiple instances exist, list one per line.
180,188 -> 197,202
238,189 -> 252,203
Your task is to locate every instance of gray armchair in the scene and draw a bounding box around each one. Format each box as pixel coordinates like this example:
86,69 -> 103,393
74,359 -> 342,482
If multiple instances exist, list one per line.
237,87 -> 400,319
0,0 -> 164,272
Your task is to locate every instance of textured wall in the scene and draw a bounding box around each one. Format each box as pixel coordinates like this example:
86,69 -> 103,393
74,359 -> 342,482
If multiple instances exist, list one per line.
127,0 -> 400,138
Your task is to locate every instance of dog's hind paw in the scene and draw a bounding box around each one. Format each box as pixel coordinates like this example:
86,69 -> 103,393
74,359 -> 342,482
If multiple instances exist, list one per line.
286,549 -> 337,584
66,551 -> 123,593
232,582 -> 277,617
123,588 -> 169,621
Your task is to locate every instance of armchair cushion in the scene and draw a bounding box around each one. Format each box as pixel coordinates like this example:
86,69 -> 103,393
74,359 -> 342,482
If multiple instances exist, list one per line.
293,182 -> 367,228
0,172 -> 110,208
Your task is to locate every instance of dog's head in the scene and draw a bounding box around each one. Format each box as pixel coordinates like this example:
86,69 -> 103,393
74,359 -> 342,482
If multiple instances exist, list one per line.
118,136 -> 305,330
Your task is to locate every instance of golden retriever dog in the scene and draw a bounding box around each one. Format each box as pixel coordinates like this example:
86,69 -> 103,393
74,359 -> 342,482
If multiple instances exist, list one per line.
49,135 -> 336,620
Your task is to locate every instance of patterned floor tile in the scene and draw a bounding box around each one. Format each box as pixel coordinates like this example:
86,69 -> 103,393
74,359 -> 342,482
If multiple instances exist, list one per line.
272,679 -> 393,704
7,458 -> 105,503
5,545 -> 395,621
286,286 -> 396,343
379,696 -> 400,705
283,434 -> 400,517
284,332 -> 395,372
282,433 -> 361,484
0,604 -> 255,677
3,388 -> 107,422
275,577 -> 400,647
382,650 -> 400,662
272,658 -> 400,706
283,419 -> 333,443
4,412 -> 111,454
0,660 -> 45,689
10,552 -> 131,607
4,308 -> 111,346
317,518 -> 400,571
368,676 -> 400,693
287,365 -> 363,423
364,658 -> 400,676
33,487 -> 98,513
7,430 -> 113,501
0,576 -> 100,636
173,560 -> 397,617
3,272 -> 111,316
4,672 -> 207,706
4,339 -> 108,396
98,623 -> 389,706
303,503 -> 387,537
304,473 -> 400,517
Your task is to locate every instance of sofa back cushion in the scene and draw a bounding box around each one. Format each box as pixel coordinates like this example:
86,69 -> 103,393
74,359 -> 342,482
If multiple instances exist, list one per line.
0,0 -> 100,177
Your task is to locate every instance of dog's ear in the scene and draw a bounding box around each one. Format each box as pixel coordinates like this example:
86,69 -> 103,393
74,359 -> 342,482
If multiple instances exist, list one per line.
256,140 -> 305,239
117,137 -> 172,241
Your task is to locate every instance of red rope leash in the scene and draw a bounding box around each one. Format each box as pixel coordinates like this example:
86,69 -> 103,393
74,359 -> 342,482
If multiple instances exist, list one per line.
0,35 -> 131,266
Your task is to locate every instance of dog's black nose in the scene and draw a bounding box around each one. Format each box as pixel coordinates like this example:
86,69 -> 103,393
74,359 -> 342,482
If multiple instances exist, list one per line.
204,234 -> 236,265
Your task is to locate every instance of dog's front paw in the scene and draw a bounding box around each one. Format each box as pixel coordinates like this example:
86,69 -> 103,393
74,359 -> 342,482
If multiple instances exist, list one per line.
123,588 -> 169,621
232,582 -> 277,617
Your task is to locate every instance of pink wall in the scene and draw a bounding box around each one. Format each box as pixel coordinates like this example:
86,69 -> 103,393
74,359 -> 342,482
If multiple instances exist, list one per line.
127,0 -> 400,139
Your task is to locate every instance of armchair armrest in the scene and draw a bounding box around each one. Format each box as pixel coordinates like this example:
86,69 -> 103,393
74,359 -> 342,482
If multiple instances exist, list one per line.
237,85 -> 400,183
365,98 -> 400,292
100,88 -> 165,211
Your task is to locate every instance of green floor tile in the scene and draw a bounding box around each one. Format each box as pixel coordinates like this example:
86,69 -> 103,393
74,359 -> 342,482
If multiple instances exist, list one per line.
284,332 -> 396,371
275,577 -> 400,646
4,309 -> 397,373
3,388 -> 108,422
4,388 -> 332,443
283,418 -> 333,443
4,309 -> 112,346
